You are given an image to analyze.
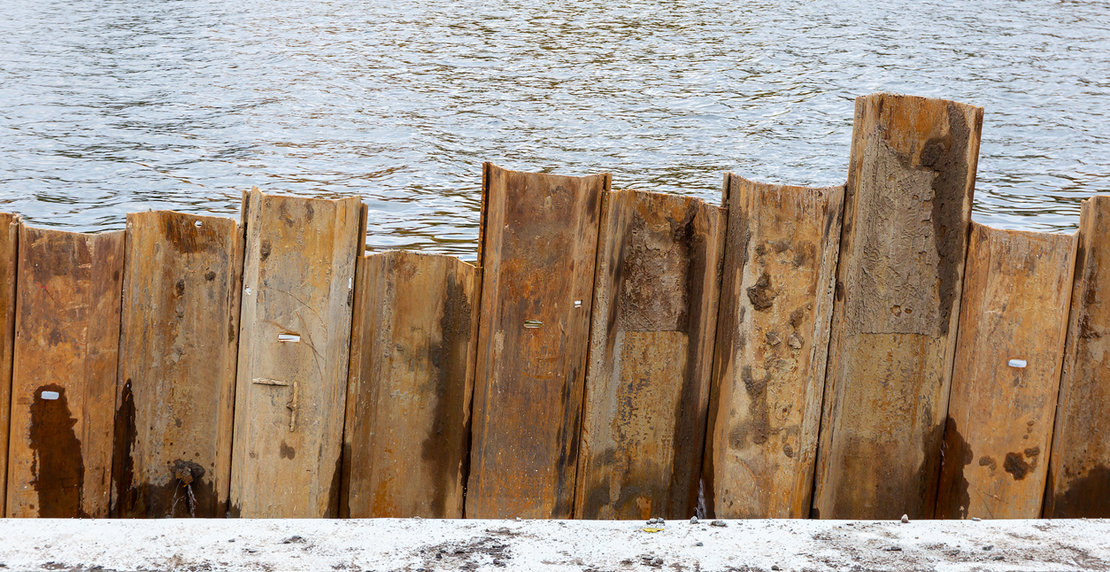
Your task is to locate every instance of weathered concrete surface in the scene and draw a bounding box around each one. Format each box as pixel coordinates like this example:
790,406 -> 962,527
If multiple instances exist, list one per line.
0,518 -> 1106,571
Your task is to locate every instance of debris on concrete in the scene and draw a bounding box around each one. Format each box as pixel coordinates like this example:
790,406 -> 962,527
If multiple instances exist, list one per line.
0,518 -> 1106,571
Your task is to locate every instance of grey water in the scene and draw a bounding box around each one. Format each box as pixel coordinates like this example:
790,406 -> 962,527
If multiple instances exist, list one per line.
1,0 -> 1107,256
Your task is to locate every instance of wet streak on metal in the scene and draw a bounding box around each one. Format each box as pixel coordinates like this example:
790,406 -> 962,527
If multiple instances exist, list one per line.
6,226 -> 124,517
112,211 -> 243,517
812,94 -> 983,520
0,214 -> 18,516
936,224 -> 1076,519
704,176 -> 843,519
1046,196 -> 1110,518
574,188 -> 723,519
467,163 -> 607,519
341,250 -> 479,518
229,189 -> 365,518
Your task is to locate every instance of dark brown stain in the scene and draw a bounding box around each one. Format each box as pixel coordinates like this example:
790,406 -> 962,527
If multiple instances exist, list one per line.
1004,451 -> 1033,480
552,357 -> 583,519
174,279 -> 186,296
162,215 -> 219,255
935,417 -> 972,519
1048,465 -> 1110,518
27,230 -> 90,286
113,379 -> 219,518
259,239 -> 272,262
701,180 -> 750,520
728,366 -> 770,447
139,459 -> 214,518
277,200 -> 295,227
111,379 -> 136,517
613,207 -> 689,331
326,445 -> 344,518
791,242 -> 814,269
668,199 -> 713,518
916,416 -> 948,519
770,239 -> 791,253
29,384 -> 88,517
420,270 -> 473,517
789,306 -> 807,329
205,270 -> 216,281
979,455 -> 997,470
338,442 -> 353,518
746,272 -> 775,311
1077,249 -> 1100,340
279,441 -> 296,459
580,449 -> 670,520
580,448 -> 616,518
924,103 -> 976,337
479,168 -> 604,518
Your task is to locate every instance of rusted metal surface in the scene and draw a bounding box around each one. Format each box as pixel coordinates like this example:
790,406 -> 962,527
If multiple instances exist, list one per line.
229,189 -> 365,518
341,250 -> 479,518
574,189 -> 723,520
936,224 -> 1076,519
466,163 -> 608,519
0,214 -> 19,516
704,176 -> 843,519
1046,196 -> 1110,518
6,227 -> 124,517
812,94 -> 983,519
113,211 -> 244,518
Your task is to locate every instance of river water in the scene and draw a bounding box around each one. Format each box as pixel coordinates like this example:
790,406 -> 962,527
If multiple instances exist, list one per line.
1,0 -> 1107,256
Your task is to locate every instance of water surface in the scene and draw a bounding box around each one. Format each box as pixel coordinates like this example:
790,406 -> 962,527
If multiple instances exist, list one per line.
1,0 -> 1107,255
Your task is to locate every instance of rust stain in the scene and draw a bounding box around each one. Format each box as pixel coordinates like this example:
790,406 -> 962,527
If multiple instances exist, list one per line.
926,103 -> 975,336
1050,465 -> 1110,518
326,447 -> 344,518
936,417 -> 972,519
420,270 -> 472,517
161,214 -> 220,255
29,384 -> 88,518
111,379 -> 136,516
29,231 -> 89,285
1004,451 -> 1033,480
746,272 -> 775,311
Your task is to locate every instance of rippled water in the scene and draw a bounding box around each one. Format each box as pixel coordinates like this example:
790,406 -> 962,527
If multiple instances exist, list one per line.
1,0 -> 1107,256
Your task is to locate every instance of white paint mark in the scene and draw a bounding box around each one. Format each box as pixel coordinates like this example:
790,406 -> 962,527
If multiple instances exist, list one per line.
574,300 -> 583,308
244,287 -> 252,295
194,220 -> 203,227
523,320 -> 543,329
349,277 -> 353,289
1008,359 -> 1027,368
40,390 -> 60,400
278,333 -> 301,343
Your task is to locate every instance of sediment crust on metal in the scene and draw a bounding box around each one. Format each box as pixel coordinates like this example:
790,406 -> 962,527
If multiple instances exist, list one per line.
0,518 -> 1106,572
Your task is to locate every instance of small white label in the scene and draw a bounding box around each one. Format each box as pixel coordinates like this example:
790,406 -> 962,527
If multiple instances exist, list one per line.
1008,359 -> 1027,368
523,320 -> 543,329
574,300 -> 583,308
349,277 -> 353,289
278,333 -> 300,343
194,220 -> 203,227
40,390 -> 60,400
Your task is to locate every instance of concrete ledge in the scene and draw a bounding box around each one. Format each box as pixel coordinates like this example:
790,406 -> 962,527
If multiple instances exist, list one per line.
1,518 -> 1108,571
